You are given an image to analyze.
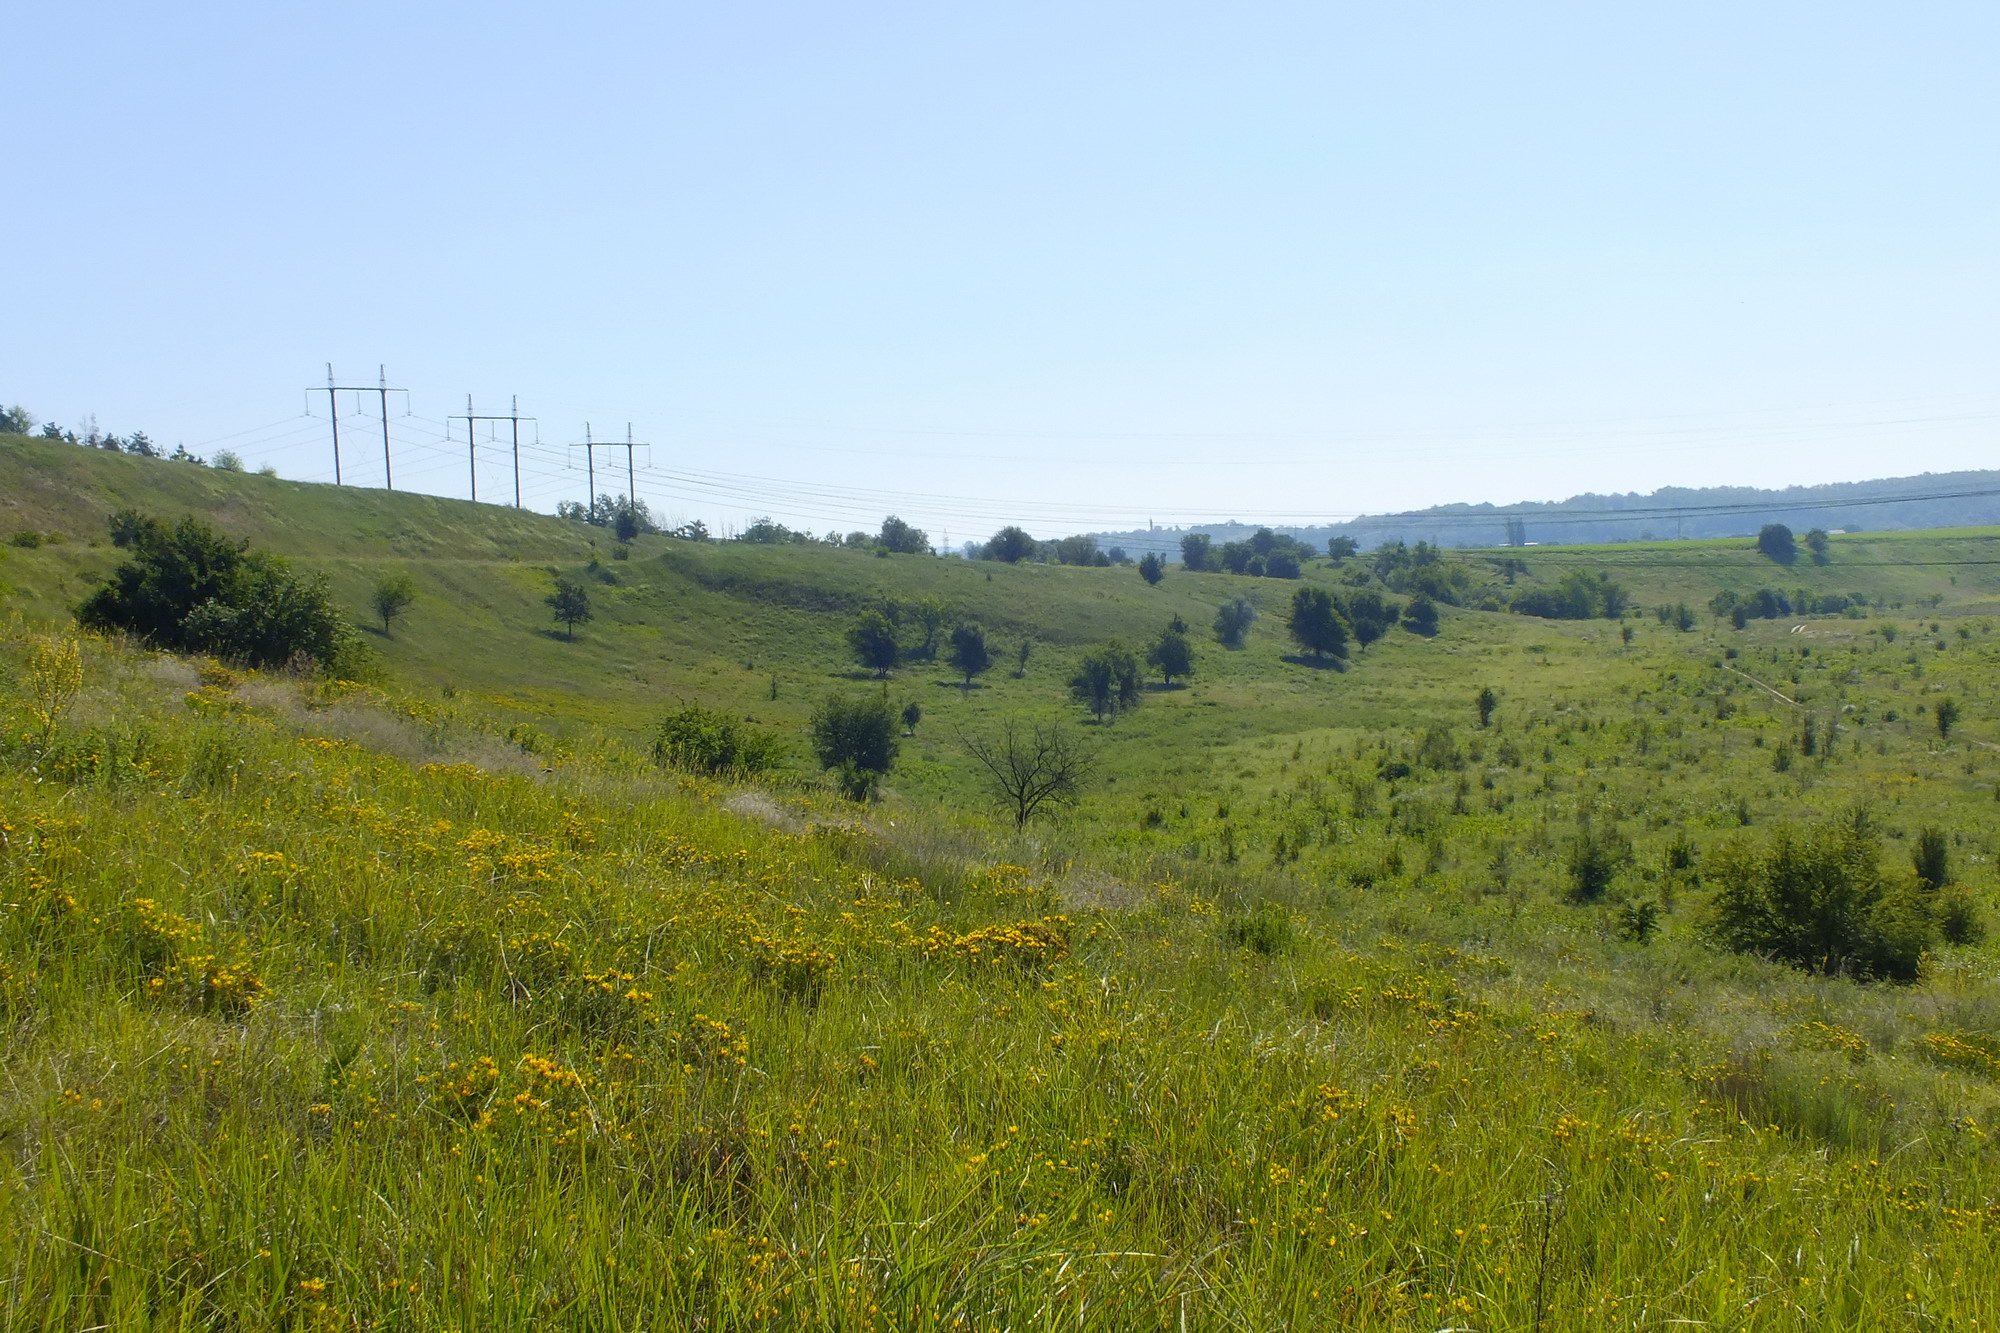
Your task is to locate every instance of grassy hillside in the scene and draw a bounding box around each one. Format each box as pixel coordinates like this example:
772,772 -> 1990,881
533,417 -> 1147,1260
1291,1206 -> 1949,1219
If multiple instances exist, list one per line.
5,433 -> 2000,1329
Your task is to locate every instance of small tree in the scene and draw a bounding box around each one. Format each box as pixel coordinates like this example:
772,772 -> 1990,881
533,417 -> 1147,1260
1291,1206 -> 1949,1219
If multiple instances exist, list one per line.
1804,528 -> 1830,564
1053,534 -> 1100,566
1213,597 -> 1256,648
879,514 -> 930,555
847,610 -> 901,678
1070,643 -> 1142,721
1476,687 -> 1498,728
372,572 -> 418,635
1756,524 -> 1797,564
901,701 -> 923,736
1402,595 -> 1439,637
1263,550 -> 1302,579
948,622 -> 993,686
809,694 -> 899,800
1287,586 -> 1349,662
1341,591 -> 1398,650
1936,697 -> 1961,741
546,574 -> 593,640
1913,826 -> 1950,892
1566,824 -> 1623,902
983,526 -> 1037,563
908,596 -> 951,659
1138,552 -> 1165,585
1146,625 -> 1194,685
211,449 -> 244,472
960,720 -> 1094,827
1180,533 -> 1214,572
1709,808 -> 1933,981
1014,639 -> 1032,678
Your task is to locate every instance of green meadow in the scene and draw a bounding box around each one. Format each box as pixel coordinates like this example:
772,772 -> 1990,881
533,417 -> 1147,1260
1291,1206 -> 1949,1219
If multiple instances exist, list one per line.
3,433 -> 2000,1330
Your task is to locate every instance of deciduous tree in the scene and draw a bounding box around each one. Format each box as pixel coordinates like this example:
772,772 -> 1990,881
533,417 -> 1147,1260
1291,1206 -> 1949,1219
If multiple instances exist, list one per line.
809,694 -> 900,800
983,526 -> 1036,563
1340,591 -> 1398,650
959,719 -> 1094,827
879,514 -> 930,554
1757,524 -> 1797,564
1287,587 -> 1349,662
546,574 -> 593,640
908,596 -> 951,659
372,572 -> 418,635
1213,597 -> 1256,648
847,610 -> 901,678
1070,643 -> 1142,721
1146,625 -> 1194,685
1403,595 -> 1439,636
948,622 -> 992,686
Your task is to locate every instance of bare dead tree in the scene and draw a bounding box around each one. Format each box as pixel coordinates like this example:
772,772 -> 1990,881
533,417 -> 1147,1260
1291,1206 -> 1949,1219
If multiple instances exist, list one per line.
958,719 -> 1094,828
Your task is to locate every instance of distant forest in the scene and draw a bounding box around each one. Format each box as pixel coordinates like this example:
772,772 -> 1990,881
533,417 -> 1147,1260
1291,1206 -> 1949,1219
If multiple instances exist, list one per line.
1093,470 -> 2000,556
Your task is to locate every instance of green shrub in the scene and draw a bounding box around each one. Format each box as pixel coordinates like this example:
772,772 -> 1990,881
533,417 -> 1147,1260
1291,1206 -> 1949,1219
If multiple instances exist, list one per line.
652,705 -> 785,775
808,694 -> 899,799
79,510 -> 355,671
1707,809 -> 1936,981
1912,826 -> 1949,892
1224,901 -> 1293,956
1512,570 -> 1629,620
1938,887 -> 1985,946
1565,823 -> 1624,902
1618,899 -> 1662,943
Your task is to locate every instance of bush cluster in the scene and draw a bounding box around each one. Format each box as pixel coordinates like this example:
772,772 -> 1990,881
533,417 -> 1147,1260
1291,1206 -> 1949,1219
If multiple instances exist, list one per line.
1511,570 -> 1628,620
651,705 -> 785,775
78,510 -> 357,673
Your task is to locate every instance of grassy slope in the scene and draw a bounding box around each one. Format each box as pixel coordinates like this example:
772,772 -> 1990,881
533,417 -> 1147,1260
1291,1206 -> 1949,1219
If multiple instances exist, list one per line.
14,432 -> 2000,806
5,434 -> 2000,1328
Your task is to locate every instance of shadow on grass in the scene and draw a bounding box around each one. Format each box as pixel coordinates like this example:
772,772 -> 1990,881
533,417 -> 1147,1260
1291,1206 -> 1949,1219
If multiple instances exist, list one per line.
932,679 -> 988,690
535,628 -> 581,642
1280,654 -> 1349,671
1143,680 -> 1189,692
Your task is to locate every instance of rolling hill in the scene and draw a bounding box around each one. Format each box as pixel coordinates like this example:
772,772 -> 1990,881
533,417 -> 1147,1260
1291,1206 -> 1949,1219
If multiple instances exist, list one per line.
5,430 -> 2000,1329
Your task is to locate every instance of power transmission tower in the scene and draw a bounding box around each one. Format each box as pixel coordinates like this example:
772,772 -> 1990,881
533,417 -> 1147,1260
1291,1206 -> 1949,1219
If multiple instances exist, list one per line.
619,422 -> 644,500
451,396 -> 535,507
313,364 -> 406,488
568,422 -> 649,522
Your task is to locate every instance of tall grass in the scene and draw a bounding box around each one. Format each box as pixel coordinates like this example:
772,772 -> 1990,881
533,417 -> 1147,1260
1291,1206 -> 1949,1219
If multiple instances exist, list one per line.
4,628 -> 1999,1330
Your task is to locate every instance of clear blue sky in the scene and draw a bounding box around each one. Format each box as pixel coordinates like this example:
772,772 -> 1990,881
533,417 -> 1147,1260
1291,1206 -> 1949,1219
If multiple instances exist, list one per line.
8,2 -> 1998,540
